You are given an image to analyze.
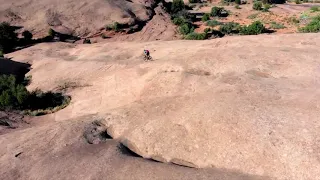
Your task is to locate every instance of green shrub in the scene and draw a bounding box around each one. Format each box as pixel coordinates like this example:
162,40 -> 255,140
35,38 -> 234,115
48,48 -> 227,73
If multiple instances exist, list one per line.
299,15 -> 320,33
262,4 -> 271,12
211,6 -> 229,17
206,20 -> 223,27
48,28 -> 55,37
101,34 -> 108,39
0,75 -> 29,109
303,0 -> 308,2
0,50 -> 3,58
179,23 -> 194,35
288,16 -> 300,24
202,13 -> 210,22
185,32 -> 207,40
0,73 -> 71,114
106,22 -> 121,31
310,6 -> 320,12
189,0 -> 200,3
173,17 -> 186,25
83,38 -> 91,44
172,0 -> 185,13
204,28 -> 211,34
172,10 -> 196,22
0,22 -> 18,53
113,22 -> 120,32
235,5 -> 241,9
22,30 -> 33,41
239,21 -> 265,35
235,0 -> 241,4
219,22 -> 240,34
253,1 -> 263,10
295,0 -> 301,4
270,22 -> 286,29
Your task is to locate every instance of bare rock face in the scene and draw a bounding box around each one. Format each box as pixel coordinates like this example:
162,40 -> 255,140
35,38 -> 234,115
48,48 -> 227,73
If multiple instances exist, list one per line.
4,33 -> 320,180
0,0 -> 157,37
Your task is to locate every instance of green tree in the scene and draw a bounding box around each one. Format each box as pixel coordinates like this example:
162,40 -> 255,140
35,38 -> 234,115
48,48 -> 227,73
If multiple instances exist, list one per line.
179,23 -> 194,35
173,17 -> 186,25
202,14 -> 210,22
22,30 -> 33,41
0,75 -> 29,109
211,6 -> 229,17
172,0 -> 185,13
0,22 -> 18,53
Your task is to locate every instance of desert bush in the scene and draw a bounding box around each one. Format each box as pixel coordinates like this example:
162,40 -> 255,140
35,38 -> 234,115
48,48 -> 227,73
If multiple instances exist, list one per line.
202,13 -> 210,22
299,15 -> 320,32
204,28 -> 211,34
0,50 -> 3,57
219,22 -> 240,34
106,22 -> 121,31
101,34 -> 108,39
48,28 -> 55,37
189,0 -> 200,3
253,1 -> 263,10
0,75 -> 29,109
22,30 -> 33,41
173,17 -> 186,25
239,21 -> 265,35
295,0 -> 301,4
310,6 -> 320,12
287,16 -> 300,24
179,23 -> 194,35
270,22 -> 286,29
211,6 -> 229,17
113,22 -> 120,32
172,0 -> 185,13
83,38 -> 91,44
262,4 -> 271,12
172,10 -> 196,22
206,20 -> 223,27
185,32 -> 207,40
235,5 -> 241,9
0,22 -> 18,53
235,0 -> 241,4
0,74 -> 70,113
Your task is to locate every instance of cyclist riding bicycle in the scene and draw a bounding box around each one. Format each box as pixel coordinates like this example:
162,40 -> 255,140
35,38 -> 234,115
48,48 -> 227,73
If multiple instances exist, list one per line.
144,49 -> 150,58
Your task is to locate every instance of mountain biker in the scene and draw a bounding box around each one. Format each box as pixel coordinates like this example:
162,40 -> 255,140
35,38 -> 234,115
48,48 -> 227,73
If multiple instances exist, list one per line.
144,49 -> 150,58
